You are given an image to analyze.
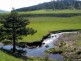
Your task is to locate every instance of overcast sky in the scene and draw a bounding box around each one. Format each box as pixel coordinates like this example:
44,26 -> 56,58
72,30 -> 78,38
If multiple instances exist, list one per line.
0,0 -> 51,11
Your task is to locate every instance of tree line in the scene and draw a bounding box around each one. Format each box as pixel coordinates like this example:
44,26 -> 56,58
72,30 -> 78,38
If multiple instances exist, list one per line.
16,0 -> 81,12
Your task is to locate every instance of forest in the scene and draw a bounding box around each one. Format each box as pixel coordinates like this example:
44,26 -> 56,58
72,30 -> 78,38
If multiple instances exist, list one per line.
16,0 -> 81,11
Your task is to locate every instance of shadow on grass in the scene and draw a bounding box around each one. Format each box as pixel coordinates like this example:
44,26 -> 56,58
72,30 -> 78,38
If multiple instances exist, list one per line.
20,13 -> 81,17
0,48 -> 33,61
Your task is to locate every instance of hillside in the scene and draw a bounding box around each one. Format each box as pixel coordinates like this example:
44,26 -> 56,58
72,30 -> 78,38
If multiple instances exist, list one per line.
18,9 -> 81,14
15,9 -> 81,42
18,9 -> 81,17
0,9 -> 8,13
16,0 -> 81,12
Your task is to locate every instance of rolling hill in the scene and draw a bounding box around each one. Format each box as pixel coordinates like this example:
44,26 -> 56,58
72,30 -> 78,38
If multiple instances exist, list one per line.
0,9 -> 8,13
16,0 -> 81,12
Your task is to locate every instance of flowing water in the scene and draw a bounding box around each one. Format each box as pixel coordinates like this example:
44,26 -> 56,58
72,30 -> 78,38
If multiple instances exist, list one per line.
0,32 -> 78,61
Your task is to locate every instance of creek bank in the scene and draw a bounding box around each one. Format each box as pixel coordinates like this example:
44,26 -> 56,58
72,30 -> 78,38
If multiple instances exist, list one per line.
1,29 -> 81,48
0,43 -> 4,48
0,29 -> 81,61
45,31 -> 81,60
45,48 -> 63,54
0,43 -> 4,46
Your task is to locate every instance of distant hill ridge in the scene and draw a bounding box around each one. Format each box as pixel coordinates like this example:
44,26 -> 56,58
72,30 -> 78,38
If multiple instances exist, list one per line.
0,9 -> 8,13
16,0 -> 81,12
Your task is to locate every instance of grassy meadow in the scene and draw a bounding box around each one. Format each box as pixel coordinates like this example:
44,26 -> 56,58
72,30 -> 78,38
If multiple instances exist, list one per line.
0,9 -> 81,61
19,9 -> 81,14
21,16 -> 81,42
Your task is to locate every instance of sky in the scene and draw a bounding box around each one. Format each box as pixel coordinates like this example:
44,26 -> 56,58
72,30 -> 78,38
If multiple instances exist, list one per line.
0,0 -> 51,11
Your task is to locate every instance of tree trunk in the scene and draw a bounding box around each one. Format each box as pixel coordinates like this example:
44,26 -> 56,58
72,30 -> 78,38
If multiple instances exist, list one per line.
12,21 -> 16,53
13,30 -> 16,53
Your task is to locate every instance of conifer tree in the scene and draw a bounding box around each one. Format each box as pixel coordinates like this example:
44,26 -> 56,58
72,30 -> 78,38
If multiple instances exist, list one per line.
0,9 -> 37,53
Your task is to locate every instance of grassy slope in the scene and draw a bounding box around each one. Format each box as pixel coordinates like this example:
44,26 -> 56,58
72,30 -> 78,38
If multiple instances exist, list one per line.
0,50 -> 23,61
19,9 -> 81,14
0,50 -> 49,61
21,16 -> 81,42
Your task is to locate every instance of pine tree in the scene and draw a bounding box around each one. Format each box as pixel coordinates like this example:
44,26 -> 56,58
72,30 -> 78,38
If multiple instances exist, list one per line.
0,9 -> 37,53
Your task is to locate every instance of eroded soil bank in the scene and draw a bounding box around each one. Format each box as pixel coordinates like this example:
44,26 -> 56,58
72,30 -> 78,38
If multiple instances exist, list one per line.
46,31 -> 81,61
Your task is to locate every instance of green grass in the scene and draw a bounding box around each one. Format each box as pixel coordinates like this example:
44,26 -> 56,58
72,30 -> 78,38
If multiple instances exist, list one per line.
0,9 -> 81,61
1,9 -> 81,16
17,16 -> 81,42
0,49 -> 52,61
0,50 -> 23,61
19,9 -> 81,14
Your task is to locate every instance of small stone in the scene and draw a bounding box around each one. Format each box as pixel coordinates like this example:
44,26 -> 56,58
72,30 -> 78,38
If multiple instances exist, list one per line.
45,45 -> 49,48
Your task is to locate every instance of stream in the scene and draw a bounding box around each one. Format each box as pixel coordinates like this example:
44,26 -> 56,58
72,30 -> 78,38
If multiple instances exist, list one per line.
0,32 -> 78,61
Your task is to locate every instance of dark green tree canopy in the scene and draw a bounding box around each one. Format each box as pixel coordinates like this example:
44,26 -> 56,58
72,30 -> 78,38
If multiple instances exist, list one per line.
0,9 -> 37,41
0,9 -> 37,52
